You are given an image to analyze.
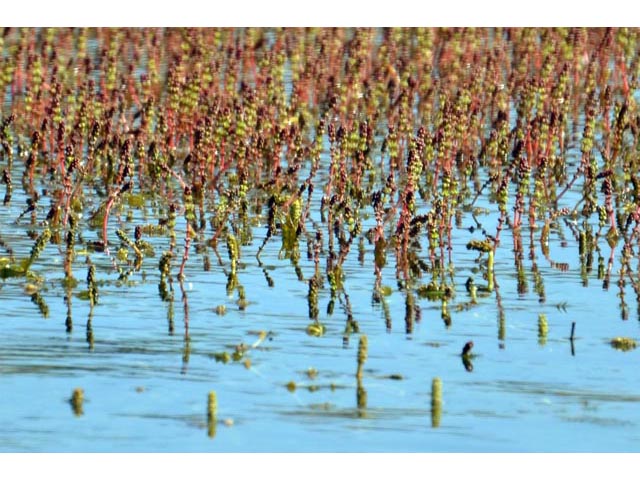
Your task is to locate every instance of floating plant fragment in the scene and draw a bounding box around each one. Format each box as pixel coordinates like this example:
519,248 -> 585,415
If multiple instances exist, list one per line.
610,337 -> 637,351
69,388 -> 84,417
306,322 -> 326,337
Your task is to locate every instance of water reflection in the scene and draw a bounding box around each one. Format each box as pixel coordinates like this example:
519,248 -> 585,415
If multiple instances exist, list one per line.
462,356 -> 474,372
356,335 -> 368,416
431,378 -> 442,428
180,280 -> 191,374
207,391 -> 217,439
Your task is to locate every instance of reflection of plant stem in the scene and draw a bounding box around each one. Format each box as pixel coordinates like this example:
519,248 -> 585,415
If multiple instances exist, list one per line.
340,291 -> 359,347
357,381 -> 367,414
64,214 -> 78,283
207,391 -> 217,438
179,277 -> 191,372
182,335 -> 191,374
570,322 -> 576,356
166,299 -> 175,335
494,277 -> 505,343
356,335 -> 367,381
356,335 -> 368,414
87,263 -> 98,307
487,249 -> 494,292
180,279 -> 190,339
602,245 -> 616,291
86,308 -> 94,351
461,341 -> 474,371
64,282 -> 73,334
570,321 -> 576,341
158,251 -> 174,302
431,377 -> 442,428
405,290 -> 415,334
462,355 -> 473,372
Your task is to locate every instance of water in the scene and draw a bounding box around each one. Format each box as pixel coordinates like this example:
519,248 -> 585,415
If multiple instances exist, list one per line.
1,28 -> 640,453
2,185 -> 639,452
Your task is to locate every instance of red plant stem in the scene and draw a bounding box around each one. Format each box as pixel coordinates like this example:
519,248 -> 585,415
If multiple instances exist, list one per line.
162,164 -> 187,190
102,194 -> 117,248
555,165 -> 584,204
178,223 -> 192,280
495,212 -> 505,245
62,176 -> 72,227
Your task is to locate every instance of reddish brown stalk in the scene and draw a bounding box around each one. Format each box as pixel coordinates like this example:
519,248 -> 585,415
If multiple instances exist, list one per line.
178,223 -> 192,281
102,182 -> 130,251
162,163 -> 187,190
102,193 -> 117,249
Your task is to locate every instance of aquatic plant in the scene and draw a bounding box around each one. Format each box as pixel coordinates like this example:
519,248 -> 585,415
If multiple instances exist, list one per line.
356,334 -> 368,412
538,313 -> 548,346
356,334 -> 368,382
431,377 -> 442,428
69,388 -> 84,417
1,28 -> 640,436
87,263 -> 98,307
610,337 -> 637,351
207,391 -> 217,438
1,226 -> 51,279
467,239 -> 494,292
461,340 -> 475,371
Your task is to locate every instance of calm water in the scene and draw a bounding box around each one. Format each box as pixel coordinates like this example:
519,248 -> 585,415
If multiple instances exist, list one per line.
1,175 -> 639,452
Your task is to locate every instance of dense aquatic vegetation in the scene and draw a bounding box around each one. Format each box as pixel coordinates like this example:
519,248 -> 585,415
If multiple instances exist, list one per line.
1,29 -> 639,434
